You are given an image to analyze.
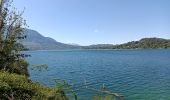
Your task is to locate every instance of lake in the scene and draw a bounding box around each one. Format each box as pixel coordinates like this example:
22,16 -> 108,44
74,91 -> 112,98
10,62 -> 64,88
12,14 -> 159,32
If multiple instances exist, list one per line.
25,49 -> 170,100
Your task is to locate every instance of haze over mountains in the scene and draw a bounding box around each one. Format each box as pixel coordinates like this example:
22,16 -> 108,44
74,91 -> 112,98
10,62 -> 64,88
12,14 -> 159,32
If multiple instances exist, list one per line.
21,29 -> 170,50
21,29 -> 81,50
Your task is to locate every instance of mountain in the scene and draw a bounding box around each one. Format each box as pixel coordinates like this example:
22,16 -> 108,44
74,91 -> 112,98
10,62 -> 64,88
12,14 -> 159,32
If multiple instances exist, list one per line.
114,38 -> 170,49
21,29 -> 170,50
83,38 -> 170,49
21,29 -> 81,50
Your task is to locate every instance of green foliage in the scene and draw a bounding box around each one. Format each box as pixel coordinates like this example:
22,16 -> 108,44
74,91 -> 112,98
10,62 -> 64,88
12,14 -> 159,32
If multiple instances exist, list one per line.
54,79 -> 77,100
0,1 -> 69,100
0,0 -> 29,76
9,59 -> 29,76
93,95 -> 114,100
83,38 -> 170,49
0,71 -> 68,100
31,64 -> 48,71
115,38 -> 170,49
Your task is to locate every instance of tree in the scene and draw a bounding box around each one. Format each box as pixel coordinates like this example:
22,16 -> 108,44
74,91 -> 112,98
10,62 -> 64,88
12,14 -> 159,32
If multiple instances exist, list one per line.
0,1 -> 69,99
0,0 -> 29,76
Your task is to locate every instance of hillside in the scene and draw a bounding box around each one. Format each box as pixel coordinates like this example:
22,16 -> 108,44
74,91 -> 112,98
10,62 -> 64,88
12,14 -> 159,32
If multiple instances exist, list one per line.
21,29 -> 170,50
21,29 -> 81,50
83,38 -> 170,49
114,38 -> 170,49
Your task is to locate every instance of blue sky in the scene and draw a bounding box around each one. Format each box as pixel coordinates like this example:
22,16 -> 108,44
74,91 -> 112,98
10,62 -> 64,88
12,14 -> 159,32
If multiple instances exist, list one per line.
14,0 -> 170,45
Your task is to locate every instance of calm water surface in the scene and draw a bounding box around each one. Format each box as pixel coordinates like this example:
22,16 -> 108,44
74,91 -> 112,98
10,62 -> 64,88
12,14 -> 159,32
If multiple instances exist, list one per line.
25,49 -> 170,100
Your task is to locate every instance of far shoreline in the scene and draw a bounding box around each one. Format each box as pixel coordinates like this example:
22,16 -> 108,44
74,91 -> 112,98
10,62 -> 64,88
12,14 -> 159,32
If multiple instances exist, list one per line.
22,48 -> 170,52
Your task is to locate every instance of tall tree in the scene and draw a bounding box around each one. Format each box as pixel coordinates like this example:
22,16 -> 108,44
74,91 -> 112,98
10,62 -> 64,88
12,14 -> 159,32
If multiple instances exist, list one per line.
0,0 -> 29,76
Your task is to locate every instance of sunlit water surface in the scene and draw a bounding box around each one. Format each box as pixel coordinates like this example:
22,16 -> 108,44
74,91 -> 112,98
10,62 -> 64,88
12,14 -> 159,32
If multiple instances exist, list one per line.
25,49 -> 170,100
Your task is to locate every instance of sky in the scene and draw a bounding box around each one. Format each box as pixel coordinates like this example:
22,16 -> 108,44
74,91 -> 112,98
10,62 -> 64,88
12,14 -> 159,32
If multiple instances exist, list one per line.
14,0 -> 170,45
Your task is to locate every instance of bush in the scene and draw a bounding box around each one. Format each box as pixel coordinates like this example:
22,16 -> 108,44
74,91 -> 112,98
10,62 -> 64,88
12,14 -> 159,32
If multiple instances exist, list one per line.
9,59 -> 29,76
0,71 -> 68,100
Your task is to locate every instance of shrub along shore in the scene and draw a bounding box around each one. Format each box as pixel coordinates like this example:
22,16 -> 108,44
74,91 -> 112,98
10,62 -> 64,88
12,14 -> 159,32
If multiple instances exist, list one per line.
0,71 -> 68,100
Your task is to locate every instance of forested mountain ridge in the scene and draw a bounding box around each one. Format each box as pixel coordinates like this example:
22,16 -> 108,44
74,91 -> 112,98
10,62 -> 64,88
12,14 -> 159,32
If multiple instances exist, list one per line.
83,38 -> 170,49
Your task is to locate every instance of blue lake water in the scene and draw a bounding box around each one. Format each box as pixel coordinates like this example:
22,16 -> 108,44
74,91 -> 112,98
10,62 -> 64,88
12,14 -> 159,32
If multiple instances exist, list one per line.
25,49 -> 170,100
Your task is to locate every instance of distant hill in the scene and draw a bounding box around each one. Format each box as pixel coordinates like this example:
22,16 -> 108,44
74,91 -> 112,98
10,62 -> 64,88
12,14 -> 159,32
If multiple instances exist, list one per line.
83,44 -> 114,49
21,29 -> 170,50
21,29 -> 81,50
83,38 -> 170,49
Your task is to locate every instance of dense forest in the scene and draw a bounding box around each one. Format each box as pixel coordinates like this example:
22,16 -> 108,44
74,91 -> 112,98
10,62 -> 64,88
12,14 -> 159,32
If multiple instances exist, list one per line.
83,38 -> 170,49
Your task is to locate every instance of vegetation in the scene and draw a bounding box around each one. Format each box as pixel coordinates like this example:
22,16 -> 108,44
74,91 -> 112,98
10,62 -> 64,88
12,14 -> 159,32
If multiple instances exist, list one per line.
83,38 -> 170,49
0,0 -> 68,99
54,79 -> 78,100
0,0 -> 123,99
0,71 -> 68,100
93,95 -> 113,100
0,1 -> 108,99
21,31 -> 170,50
0,0 -> 29,76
